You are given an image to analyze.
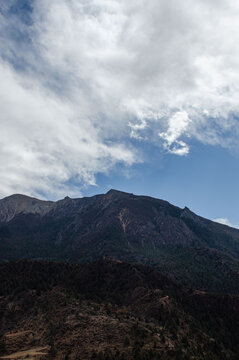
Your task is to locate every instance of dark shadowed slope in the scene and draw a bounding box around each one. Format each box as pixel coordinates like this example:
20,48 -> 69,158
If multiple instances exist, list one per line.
1,189 -> 239,293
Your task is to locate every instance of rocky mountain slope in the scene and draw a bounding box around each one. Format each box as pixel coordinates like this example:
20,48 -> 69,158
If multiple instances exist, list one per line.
1,190 -> 239,293
0,194 -> 54,223
0,259 -> 239,359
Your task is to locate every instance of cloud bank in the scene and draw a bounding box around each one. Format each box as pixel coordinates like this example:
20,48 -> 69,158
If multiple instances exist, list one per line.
1,0 -> 239,198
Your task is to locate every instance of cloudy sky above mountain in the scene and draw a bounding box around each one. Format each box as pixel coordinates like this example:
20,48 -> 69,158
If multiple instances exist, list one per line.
0,0 -> 239,226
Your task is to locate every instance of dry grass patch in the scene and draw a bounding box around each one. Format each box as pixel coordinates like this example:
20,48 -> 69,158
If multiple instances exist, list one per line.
0,346 -> 48,359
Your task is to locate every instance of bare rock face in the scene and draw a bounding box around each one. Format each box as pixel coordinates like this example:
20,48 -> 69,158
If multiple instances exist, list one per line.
0,194 -> 55,223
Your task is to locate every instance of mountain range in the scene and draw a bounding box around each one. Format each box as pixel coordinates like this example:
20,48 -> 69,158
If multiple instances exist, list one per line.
1,189 -> 239,294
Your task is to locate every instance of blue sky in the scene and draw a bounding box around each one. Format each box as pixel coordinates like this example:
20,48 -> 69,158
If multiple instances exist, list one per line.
83,141 -> 239,227
0,0 -> 239,227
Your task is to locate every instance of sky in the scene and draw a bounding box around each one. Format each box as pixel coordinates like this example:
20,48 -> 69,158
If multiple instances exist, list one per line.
0,0 -> 239,227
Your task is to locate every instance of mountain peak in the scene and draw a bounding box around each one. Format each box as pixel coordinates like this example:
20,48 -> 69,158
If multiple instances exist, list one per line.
106,189 -> 133,197
0,193 -> 54,223
2,193 -> 34,201
107,189 -> 125,194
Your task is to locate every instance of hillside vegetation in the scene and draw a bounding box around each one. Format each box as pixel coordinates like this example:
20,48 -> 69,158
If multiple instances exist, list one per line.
0,259 -> 239,359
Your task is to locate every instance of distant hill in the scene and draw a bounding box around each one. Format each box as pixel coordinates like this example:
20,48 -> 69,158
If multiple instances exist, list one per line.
1,189 -> 239,293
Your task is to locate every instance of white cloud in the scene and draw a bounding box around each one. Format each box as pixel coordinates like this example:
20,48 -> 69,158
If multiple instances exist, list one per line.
0,60 -> 136,199
159,111 -> 191,155
1,0 -> 239,197
213,218 -> 239,229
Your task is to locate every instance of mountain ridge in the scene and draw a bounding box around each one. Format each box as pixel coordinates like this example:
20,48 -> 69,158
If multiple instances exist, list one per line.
0,189 -> 236,230
1,189 -> 239,293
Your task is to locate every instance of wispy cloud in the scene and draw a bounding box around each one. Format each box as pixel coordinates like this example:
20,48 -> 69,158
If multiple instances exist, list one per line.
1,0 -> 239,197
213,218 -> 239,229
